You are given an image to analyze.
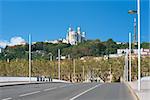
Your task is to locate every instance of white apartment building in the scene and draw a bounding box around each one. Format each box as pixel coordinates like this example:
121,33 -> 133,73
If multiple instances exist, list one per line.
117,48 -> 150,56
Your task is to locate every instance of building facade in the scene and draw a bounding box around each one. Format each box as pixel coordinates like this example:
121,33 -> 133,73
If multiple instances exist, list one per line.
117,48 -> 150,56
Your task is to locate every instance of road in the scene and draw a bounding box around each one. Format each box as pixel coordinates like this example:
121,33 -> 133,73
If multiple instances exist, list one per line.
0,82 -> 135,100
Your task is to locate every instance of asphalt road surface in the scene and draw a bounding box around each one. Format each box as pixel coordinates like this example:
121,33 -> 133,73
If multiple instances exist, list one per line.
0,82 -> 135,100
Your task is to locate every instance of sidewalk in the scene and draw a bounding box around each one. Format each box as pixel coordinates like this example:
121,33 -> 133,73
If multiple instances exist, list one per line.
128,80 -> 150,100
0,77 -> 52,87
0,77 -> 70,87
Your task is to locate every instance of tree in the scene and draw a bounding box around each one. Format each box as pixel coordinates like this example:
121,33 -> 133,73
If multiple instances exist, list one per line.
141,42 -> 150,49
105,38 -> 117,55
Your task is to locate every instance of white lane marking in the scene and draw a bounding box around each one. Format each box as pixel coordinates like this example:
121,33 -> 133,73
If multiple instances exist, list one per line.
44,84 -> 74,92
58,84 -> 73,88
70,84 -> 102,100
1,97 -> 12,100
43,84 -> 73,92
59,85 -> 67,88
19,91 -> 40,97
43,87 -> 57,91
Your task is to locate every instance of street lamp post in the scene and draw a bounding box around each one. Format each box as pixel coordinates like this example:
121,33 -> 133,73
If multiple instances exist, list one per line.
73,59 -> 76,83
124,49 -> 129,82
128,10 -> 137,45
129,32 -> 132,82
129,0 -> 141,91
128,1 -> 141,90
137,0 -> 141,91
124,53 -> 126,81
58,49 -> 61,80
29,34 -> 31,82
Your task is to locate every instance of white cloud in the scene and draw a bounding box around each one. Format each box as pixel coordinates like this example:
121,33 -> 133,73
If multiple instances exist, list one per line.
0,36 -> 26,48
0,40 -> 9,48
9,37 -> 26,46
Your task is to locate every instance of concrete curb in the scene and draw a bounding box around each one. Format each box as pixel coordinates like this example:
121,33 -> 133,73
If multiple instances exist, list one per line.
0,82 -> 52,87
125,82 -> 140,100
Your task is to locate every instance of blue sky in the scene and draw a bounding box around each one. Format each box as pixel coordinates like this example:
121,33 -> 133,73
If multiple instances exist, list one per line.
0,0 -> 149,43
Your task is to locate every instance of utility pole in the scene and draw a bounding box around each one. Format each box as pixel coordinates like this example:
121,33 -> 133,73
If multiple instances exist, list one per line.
29,34 -> 31,82
110,64 -> 112,83
58,49 -> 60,80
137,0 -> 141,91
73,59 -> 76,82
124,64 -> 126,81
125,49 -> 129,81
124,54 -> 126,81
68,54 -> 71,82
129,32 -> 132,82
82,66 -> 84,82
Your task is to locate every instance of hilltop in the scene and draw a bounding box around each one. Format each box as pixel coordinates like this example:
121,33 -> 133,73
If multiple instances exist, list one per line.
0,38 -> 149,60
